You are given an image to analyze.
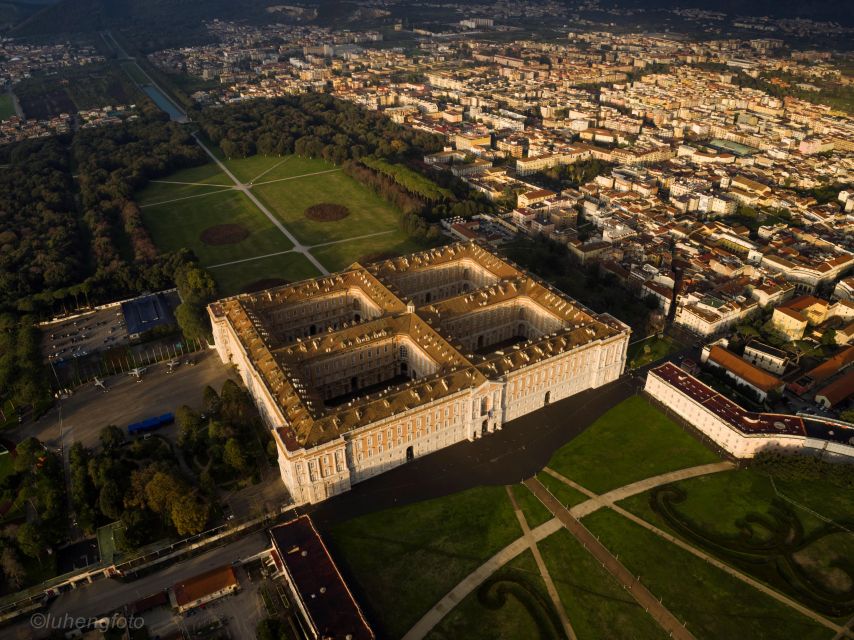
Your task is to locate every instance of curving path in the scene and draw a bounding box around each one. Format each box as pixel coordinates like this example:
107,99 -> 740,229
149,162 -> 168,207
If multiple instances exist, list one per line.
402,461 -> 732,640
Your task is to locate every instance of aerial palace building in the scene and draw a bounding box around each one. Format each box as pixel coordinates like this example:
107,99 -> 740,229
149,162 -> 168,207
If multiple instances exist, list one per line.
208,243 -> 630,504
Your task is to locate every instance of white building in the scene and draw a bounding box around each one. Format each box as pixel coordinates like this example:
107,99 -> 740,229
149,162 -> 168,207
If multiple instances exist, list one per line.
645,363 -> 854,460
210,243 -> 630,505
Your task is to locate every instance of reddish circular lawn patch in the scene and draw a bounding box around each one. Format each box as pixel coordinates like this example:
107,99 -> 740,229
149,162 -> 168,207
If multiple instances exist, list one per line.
304,203 -> 350,222
242,278 -> 290,294
200,223 -> 250,245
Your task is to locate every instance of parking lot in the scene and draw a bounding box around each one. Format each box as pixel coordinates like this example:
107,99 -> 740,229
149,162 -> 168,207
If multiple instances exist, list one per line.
11,349 -> 239,452
41,307 -> 129,363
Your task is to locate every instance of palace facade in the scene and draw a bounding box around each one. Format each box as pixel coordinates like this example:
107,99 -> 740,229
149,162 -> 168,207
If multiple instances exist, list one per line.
209,242 -> 631,504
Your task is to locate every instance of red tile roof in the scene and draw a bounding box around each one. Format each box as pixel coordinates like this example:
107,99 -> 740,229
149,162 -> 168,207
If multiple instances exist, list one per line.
707,345 -> 784,393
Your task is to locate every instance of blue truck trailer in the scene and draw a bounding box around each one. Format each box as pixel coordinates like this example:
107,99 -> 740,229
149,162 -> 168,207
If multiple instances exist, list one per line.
127,412 -> 175,435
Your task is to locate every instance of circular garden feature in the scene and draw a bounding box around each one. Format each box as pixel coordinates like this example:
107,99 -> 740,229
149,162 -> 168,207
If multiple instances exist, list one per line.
304,203 -> 350,222
200,223 -> 250,245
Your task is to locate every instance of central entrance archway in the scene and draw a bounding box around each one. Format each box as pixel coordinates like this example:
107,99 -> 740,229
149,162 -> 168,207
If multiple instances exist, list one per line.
406,446 -> 414,462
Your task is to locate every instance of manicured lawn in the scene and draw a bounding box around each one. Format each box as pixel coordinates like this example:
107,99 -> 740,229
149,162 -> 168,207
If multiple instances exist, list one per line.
0,453 -> 12,484
209,251 -> 320,297
619,469 -> 854,619
327,486 -> 522,639
536,472 -> 590,508
583,509 -> 831,640
223,154 -> 333,184
426,550 -> 563,640
253,170 -> 402,245
311,233 -> 424,272
140,189 -> 293,266
627,335 -> 680,369
135,164 -> 232,206
546,396 -> 719,494
0,93 -> 15,121
539,529 -> 667,640
508,484 -> 553,529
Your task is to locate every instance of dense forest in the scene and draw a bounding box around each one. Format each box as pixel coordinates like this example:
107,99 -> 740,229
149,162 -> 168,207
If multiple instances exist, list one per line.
196,93 -> 446,164
0,138 -> 83,310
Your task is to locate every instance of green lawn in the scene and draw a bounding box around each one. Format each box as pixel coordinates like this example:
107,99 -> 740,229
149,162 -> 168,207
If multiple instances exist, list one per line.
209,251 -> 320,297
140,189 -> 293,267
253,170 -> 403,245
546,396 -> 719,494
136,164 -> 232,206
536,472 -> 591,508
223,154 -> 333,184
311,233 -> 425,272
327,486 -> 522,639
508,484 -> 553,529
627,335 -> 680,369
0,94 -> 15,121
583,509 -> 831,640
619,469 -> 854,618
426,550 -> 564,640
539,529 -> 667,640
0,452 -> 13,484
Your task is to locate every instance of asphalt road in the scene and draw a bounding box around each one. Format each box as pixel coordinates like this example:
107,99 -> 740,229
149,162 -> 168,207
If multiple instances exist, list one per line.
6,532 -> 271,640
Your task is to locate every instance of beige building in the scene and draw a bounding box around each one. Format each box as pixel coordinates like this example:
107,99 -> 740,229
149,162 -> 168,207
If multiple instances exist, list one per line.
209,243 -> 630,505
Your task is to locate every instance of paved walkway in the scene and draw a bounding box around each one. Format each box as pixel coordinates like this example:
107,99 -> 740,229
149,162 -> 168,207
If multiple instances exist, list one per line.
542,462 -> 735,519
400,460 -> 735,640
526,477 -> 697,640
505,487 -> 576,640
543,462 -> 845,637
401,518 -> 563,640
192,132 -> 330,275
608,501 -> 845,636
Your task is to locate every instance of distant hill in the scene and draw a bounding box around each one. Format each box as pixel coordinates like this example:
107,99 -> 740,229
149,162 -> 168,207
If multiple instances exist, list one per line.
606,0 -> 853,26
12,0 -> 272,48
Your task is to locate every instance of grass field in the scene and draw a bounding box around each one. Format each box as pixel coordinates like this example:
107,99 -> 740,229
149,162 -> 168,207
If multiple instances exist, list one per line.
0,94 -> 15,121
224,154 -> 335,184
426,550 -> 563,640
210,251 -> 320,297
140,189 -> 293,267
546,396 -> 719,494
627,335 -> 680,369
253,170 -> 403,245
508,484 -> 553,529
135,153 -> 427,291
540,529 -> 667,640
583,509 -> 830,640
327,486 -> 522,639
619,468 -> 854,618
536,472 -> 590,508
311,233 -> 424,271
136,165 -> 233,205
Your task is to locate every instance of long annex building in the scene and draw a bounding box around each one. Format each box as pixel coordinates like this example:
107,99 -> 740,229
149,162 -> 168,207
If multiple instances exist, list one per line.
209,242 -> 630,504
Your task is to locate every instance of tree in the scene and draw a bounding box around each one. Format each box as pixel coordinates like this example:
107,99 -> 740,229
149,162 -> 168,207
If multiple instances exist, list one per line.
99,425 -> 125,451
13,438 -> 43,474
0,547 -> 25,588
202,385 -> 221,416
223,438 -> 247,472
98,480 -> 124,521
144,471 -> 182,515
16,523 -> 44,559
175,302 -> 209,342
171,494 -> 210,536
176,405 -> 203,449
840,409 -> 854,424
